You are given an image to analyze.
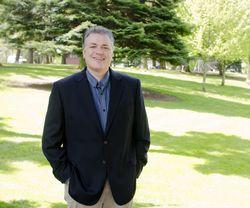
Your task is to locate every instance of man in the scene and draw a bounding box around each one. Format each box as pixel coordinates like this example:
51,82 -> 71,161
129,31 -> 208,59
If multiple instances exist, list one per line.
42,26 -> 150,208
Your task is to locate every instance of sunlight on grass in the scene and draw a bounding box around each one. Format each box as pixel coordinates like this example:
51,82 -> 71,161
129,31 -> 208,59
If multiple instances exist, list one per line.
0,161 -> 64,204
1,64 -> 250,207
147,107 -> 250,139
118,67 -> 250,89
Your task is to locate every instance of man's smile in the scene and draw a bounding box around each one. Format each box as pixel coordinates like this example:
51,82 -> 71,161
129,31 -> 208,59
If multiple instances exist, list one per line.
93,57 -> 105,61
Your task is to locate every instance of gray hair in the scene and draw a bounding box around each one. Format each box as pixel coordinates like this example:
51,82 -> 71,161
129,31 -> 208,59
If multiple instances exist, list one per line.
83,26 -> 115,48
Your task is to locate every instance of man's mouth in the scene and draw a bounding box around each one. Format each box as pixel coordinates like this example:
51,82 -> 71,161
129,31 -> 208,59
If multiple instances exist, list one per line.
93,57 -> 105,61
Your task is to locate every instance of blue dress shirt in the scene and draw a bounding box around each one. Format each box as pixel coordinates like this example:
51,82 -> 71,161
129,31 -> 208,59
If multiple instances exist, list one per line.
86,69 -> 110,133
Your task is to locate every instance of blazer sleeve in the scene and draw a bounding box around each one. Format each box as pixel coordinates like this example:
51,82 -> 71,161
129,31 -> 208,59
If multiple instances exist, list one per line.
42,83 -> 72,183
134,79 -> 150,178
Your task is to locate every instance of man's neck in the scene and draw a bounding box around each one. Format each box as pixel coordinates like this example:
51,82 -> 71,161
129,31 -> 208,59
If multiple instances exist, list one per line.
87,68 -> 109,82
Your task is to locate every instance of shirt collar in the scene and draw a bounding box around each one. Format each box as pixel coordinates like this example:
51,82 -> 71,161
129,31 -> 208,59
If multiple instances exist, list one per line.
86,69 -> 110,89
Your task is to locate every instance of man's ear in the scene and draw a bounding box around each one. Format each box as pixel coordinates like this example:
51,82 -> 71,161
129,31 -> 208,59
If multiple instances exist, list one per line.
111,47 -> 114,58
83,49 -> 86,59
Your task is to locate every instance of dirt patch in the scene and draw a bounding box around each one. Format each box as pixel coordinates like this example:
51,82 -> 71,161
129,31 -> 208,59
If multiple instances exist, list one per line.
143,89 -> 180,102
7,81 -> 179,102
7,81 -> 52,91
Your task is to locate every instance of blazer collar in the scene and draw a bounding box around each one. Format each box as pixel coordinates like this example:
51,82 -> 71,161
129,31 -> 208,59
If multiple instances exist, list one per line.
106,68 -> 124,136
74,67 -> 122,82
74,67 -> 124,137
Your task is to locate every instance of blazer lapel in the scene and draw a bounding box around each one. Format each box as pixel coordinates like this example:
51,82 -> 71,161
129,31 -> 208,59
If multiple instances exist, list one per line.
105,69 -> 124,136
74,68 -> 103,136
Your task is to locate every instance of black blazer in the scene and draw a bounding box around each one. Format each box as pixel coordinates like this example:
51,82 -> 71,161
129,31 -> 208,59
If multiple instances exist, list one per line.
42,68 -> 150,206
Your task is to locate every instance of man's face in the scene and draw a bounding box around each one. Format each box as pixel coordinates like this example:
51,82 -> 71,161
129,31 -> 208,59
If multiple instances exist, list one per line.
83,33 -> 113,74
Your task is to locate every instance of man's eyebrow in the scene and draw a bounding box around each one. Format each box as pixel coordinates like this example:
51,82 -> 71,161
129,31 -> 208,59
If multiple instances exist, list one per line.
102,44 -> 110,47
88,43 -> 111,47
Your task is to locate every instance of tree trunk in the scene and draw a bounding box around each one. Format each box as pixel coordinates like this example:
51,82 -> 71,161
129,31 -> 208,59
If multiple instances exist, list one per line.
197,59 -> 203,73
160,60 -> 166,69
61,53 -> 67,64
218,67 -> 223,76
202,61 -> 207,92
36,55 -> 41,64
152,59 -> 156,68
45,55 -> 50,64
28,48 -> 34,64
183,63 -> 191,72
247,56 -> 250,84
49,56 -> 53,64
221,69 -> 226,86
141,57 -> 148,70
15,49 -> 21,63
219,62 -> 226,86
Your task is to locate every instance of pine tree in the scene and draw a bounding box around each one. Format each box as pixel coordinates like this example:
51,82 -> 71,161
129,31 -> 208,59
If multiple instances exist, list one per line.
51,0 -> 190,66
0,0 -> 38,63
1,0 -> 190,66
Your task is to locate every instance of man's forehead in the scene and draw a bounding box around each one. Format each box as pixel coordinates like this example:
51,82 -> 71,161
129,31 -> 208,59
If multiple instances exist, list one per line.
86,33 -> 112,44
87,33 -> 109,39
88,42 -> 110,46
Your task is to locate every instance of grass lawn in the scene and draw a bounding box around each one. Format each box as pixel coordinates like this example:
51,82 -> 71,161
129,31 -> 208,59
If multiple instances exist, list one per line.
0,64 -> 250,208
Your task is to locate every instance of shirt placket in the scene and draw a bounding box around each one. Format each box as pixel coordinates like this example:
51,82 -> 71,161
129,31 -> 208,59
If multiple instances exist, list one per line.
96,82 -> 107,131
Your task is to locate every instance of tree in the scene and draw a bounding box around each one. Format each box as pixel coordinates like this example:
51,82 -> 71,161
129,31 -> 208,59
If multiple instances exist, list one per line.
35,0 -> 88,64
48,0 -> 190,67
0,0 -> 78,64
1,0 -> 190,67
178,0 -> 250,86
0,0 -> 40,63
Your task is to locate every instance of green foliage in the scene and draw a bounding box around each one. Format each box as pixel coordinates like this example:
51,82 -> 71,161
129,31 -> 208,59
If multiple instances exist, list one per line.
0,0 -> 38,48
0,0 -> 190,65
178,0 -> 250,62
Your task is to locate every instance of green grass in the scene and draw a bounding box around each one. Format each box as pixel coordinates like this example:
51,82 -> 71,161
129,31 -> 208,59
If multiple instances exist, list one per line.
0,200 -> 40,208
126,72 -> 250,118
151,131 -> 250,178
0,63 -> 76,78
0,64 -> 250,208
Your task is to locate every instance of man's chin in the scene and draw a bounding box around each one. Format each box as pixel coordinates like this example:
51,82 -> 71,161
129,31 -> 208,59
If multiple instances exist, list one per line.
88,66 -> 109,73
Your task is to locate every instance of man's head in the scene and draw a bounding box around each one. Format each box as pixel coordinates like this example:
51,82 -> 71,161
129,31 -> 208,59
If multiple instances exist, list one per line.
83,26 -> 114,75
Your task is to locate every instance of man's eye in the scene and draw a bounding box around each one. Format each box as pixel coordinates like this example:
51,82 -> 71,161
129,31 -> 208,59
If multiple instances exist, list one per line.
90,45 -> 96,48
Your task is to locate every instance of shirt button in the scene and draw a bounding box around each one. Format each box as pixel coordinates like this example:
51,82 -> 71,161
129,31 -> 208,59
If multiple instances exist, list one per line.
104,141 -> 108,144
103,109 -> 106,112
102,160 -> 106,164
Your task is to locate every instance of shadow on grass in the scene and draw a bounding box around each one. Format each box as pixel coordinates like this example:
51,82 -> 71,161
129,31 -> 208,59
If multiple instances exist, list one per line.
0,139 -> 48,173
8,82 -> 52,91
151,131 -> 250,178
1,64 -> 250,118
0,78 -> 8,90
50,202 -> 67,208
145,91 -> 250,119
49,202 -> 159,208
133,202 -> 160,207
125,72 -> 250,118
0,117 -> 40,139
0,64 -> 77,79
126,72 -> 250,100
0,117 -> 47,173
0,200 -> 39,208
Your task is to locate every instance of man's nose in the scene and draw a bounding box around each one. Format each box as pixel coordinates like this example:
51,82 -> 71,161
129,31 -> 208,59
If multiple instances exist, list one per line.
95,47 -> 104,54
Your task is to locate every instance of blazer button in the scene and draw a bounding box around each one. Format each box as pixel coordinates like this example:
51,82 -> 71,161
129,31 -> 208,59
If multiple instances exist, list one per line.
104,141 -> 108,144
102,160 -> 106,164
